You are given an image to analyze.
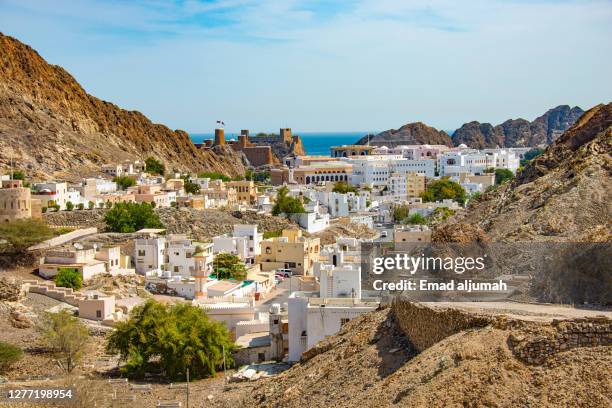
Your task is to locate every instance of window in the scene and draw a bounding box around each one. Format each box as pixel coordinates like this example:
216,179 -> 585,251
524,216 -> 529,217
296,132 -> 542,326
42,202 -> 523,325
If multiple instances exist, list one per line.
174,266 -> 179,272
273,319 -> 279,325
265,247 -> 271,254
138,250 -> 145,256
96,310 -> 102,318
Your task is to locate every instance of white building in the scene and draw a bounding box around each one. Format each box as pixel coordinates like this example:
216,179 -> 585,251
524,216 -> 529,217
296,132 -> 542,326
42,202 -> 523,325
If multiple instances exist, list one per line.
32,182 -> 69,210
134,234 -> 166,275
346,155 -> 435,187
438,148 -> 519,177
287,264 -> 378,362
166,235 -> 213,279
315,191 -> 368,218
291,203 -> 330,233
212,225 -> 262,265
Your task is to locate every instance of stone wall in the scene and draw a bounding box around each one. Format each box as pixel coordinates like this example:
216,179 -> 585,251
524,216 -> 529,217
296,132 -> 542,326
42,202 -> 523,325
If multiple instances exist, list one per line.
509,317 -> 612,365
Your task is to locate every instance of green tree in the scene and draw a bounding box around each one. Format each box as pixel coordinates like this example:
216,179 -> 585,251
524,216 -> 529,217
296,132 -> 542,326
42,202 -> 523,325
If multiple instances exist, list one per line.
113,175 -> 137,190
393,204 -> 409,222
0,219 -> 55,254
494,168 -> 514,185
420,178 -> 467,205
272,186 -> 305,216
54,268 -> 83,290
145,157 -> 166,176
406,213 -> 427,225
180,175 -> 201,194
197,171 -> 231,182
520,147 -> 544,166
106,301 -> 236,380
213,253 -> 247,281
40,310 -> 90,373
104,202 -> 164,233
0,341 -> 23,373
10,170 -> 31,187
66,201 -> 74,211
76,203 -> 84,210
88,201 -> 95,210
332,181 -> 358,194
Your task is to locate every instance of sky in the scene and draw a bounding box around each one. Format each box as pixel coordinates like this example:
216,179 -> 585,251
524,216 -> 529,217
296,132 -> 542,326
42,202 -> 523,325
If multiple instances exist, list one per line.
1,0 -> 611,133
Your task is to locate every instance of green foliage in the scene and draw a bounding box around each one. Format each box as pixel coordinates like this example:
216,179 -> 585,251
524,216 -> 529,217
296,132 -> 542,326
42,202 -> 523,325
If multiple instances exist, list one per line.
104,202 -> 164,233
40,310 -> 90,373
520,147 -> 545,166
66,201 -> 74,211
213,253 -> 247,281
145,157 -> 165,176
393,204 -> 410,222
494,168 -> 514,185
54,268 -> 82,290
263,230 -> 282,239
76,203 -> 84,210
106,301 -> 236,380
197,171 -> 231,182
0,341 -> 23,373
51,204 -> 60,212
105,201 -> 112,209
88,201 -> 95,210
406,213 -> 427,225
482,167 -> 495,174
42,207 -> 48,213
0,219 -> 55,253
113,175 -> 137,190
10,170 -> 30,187
272,186 -> 305,216
54,227 -> 75,235
366,200 -> 371,207
252,171 -> 270,183
98,202 -> 105,209
429,207 -> 455,222
332,181 -> 358,194
420,178 -> 466,205
180,175 -> 201,194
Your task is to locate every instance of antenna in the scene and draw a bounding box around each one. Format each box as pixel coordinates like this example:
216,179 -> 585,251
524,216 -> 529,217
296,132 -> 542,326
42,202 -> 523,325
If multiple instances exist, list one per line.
9,156 -> 13,180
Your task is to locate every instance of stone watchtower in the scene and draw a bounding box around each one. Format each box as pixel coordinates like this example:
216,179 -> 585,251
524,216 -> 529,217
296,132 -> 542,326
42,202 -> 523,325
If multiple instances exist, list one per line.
238,129 -> 250,148
280,128 -> 292,143
214,128 -> 225,146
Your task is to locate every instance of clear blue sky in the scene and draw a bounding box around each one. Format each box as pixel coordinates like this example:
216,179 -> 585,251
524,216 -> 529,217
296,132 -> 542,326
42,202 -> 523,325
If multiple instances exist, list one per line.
1,0 -> 611,133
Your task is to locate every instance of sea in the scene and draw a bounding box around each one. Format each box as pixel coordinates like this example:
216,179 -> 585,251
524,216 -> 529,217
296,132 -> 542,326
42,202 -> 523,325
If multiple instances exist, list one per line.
190,132 -> 368,156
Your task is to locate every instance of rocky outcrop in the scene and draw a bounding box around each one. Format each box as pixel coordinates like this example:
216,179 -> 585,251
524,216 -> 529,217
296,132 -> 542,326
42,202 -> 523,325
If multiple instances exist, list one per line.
0,33 -> 246,180
452,105 -> 585,148
356,122 -> 453,147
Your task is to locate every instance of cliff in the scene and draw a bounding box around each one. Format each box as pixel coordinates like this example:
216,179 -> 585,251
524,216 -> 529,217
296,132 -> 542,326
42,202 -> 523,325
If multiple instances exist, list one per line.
0,33 -> 247,180
356,122 -> 453,147
452,105 -> 584,148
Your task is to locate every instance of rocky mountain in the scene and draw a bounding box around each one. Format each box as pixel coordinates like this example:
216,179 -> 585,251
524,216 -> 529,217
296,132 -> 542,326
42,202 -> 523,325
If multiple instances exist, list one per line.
452,105 -> 585,148
356,122 -> 453,147
0,33 -> 247,180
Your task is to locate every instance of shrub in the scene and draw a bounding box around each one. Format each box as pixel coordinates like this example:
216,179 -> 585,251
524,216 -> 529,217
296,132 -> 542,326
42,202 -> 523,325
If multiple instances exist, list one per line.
66,201 -> 74,211
0,342 -> 23,373
0,219 -> 55,254
107,301 -> 236,380
180,175 -> 200,194
104,202 -> 164,233
263,230 -> 282,239
332,181 -> 357,194
197,171 -> 231,182
494,168 -> 514,185
40,310 -> 89,373
420,178 -> 466,205
54,268 -> 83,290
406,213 -> 427,225
76,203 -> 84,210
145,157 -> 165,176
212,253 -> 247,281
88,201 -> 95,210
113,175 -> 137,190
272,186 -> 305,216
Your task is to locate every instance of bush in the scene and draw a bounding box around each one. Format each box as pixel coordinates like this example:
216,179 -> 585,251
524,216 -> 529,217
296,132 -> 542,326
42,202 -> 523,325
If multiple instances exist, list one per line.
40,310 -> 89,373
66,201 -> 74,211
0,219 -> 55,254
393,204 -> 409,222
197,171 -> 231,182
332,181 -> 358,194
406,213 -> 427,225
76,203 -> 84,210
54,268 -> 83,290
145,157 -> 165,176
104,202 -> 164,233
107,301 -> 236,380
272,186 -> 305,216
494,168 -> 514,185
88,201 -> 95,210
180,175 -> 200,194
0,341 -> 23,373
113,175 -> 137,190
420,178 -> 466,205
263,230 -> 282,239
213,253 -> 247,281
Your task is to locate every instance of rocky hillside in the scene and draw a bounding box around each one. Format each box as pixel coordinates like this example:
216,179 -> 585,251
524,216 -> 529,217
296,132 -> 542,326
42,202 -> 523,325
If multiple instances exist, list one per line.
0,33 -> 247,180
453,105 -> 584,148
214,302 -> 611,408
356,122 -> 453,147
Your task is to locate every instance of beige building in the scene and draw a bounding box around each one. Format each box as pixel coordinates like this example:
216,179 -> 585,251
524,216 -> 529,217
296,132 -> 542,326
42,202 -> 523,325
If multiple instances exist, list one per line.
456,173 -> 495,190
258,229 -> 320,275
406,172 -> 427,198
0,179 -> 32,222
293,162 -> 352,185
227,180 -> 257,204
394,225 -> 432,248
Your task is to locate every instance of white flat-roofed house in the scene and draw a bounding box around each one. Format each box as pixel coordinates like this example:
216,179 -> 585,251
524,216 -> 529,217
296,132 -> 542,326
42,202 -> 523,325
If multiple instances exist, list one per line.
134,234 -> 166,276
439,148 -> 519,177
346,155 -> 435,187
166,235 -> 213,279
213,224 -> 263,265
39,246 -> 106,280
32,182 -> 69,210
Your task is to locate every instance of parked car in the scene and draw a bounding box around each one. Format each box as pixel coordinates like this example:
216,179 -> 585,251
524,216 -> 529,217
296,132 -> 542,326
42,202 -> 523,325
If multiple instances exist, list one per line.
381,231 -> 388,237
276,268 -> 292,278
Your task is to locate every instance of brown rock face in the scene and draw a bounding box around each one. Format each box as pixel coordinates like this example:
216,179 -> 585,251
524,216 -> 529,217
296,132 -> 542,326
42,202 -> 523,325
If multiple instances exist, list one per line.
356,122 -> 453,147
440,102 -> 612,242
452,105 -> 585,148
0,33 -> 246,179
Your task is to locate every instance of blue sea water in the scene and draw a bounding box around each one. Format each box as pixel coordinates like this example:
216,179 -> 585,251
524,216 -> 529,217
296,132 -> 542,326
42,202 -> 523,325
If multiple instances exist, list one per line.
190,132 -> 368,157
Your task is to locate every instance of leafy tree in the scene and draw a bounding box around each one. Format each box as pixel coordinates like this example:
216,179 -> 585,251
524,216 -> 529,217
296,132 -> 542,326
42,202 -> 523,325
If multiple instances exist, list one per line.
66,201 -> 74,211
197,171 -> 231,182
252,171 -> 270,183
332,181 -> 358,194
180,175 -> 200,194
40,310 -> 90,373
494,168 -> 514,184
272,186 -> 305,216
420,178 -> 467,205
520,147 -> 544,166
213,253 -> 247,281
104,202 -> 164,233
393,204 -> 409,222
113,175 -> 137,190
0,219 -> 55,254
55,268 -> 83,290
10,170 -> 30,187
145,157 -> 165,176
106,301 -> 236,380
76,203 -> 84,210
88,201 -> 95,210
0,341 -> 23,373
406,213 -> 427,225
482,167 -> 495,174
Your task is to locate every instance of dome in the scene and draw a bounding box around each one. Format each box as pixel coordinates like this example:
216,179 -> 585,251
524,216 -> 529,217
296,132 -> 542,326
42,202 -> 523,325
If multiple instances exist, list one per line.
458,143 -> 468,149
